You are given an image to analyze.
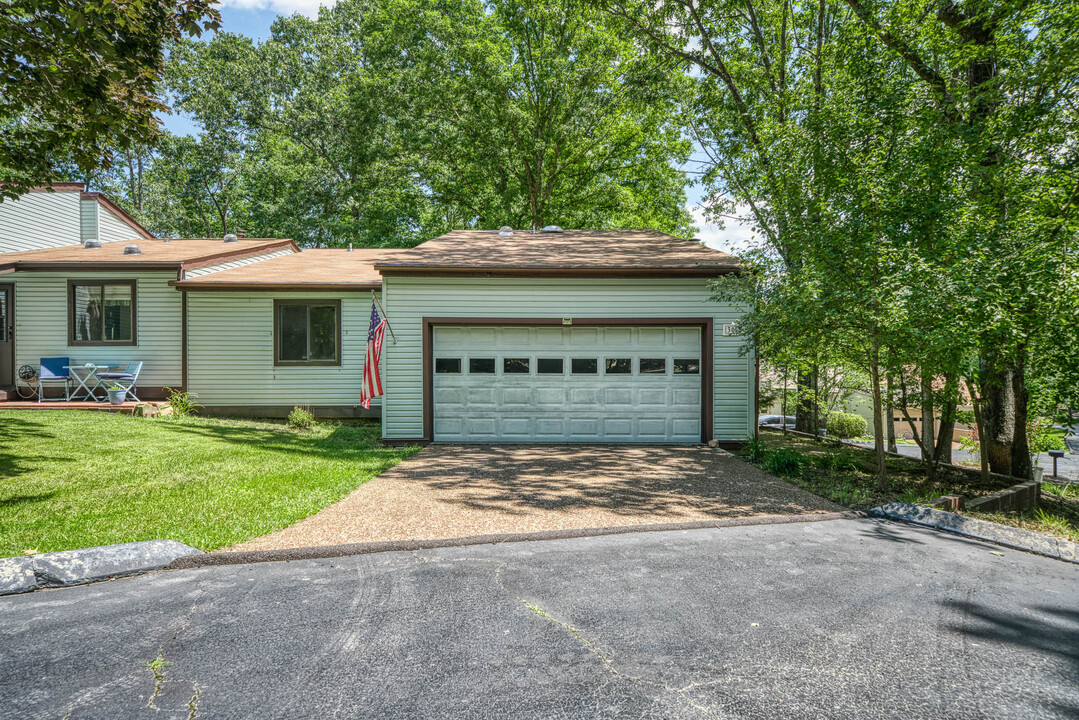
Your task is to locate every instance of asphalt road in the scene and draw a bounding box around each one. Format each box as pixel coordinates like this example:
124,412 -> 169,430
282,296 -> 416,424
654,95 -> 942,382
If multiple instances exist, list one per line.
852,441 -> 1079,482
2,518 -> 1077,719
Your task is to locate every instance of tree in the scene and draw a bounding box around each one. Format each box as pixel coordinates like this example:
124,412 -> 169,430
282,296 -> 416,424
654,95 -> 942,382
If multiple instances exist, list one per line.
369,0 -> 695,234
0,0 -> 220,200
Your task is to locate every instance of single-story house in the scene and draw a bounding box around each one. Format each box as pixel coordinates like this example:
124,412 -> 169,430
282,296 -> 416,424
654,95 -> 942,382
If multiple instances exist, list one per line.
0,226 -> 755,445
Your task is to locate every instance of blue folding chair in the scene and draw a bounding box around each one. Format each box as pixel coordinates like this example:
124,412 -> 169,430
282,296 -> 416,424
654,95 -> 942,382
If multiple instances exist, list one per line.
38,357 -> 71,402
96,361 -> 142,402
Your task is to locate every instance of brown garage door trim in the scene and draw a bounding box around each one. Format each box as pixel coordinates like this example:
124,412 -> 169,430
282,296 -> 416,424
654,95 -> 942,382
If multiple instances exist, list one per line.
422,317 -> 714,443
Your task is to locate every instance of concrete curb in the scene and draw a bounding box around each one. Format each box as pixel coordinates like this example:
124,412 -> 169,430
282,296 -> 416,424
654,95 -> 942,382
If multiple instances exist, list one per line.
0,540 -> 203,596
168,511 -> 864,570
871,503 -> 1077,564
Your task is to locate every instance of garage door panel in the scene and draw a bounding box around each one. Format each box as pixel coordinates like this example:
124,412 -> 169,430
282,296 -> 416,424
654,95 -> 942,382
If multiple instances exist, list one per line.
673,388 -> 700,405
535,387 -> 566,405
502,387 -> 531,405
433,325 -> 702,443
535,418 -> 565,438
465,418 -> 498,438
603,418 -> 633,436
604,387 -> 634,405
639,388 -> 668,405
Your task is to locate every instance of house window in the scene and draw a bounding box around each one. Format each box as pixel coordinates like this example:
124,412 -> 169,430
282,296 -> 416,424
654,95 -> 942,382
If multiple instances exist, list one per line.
274,300 -> 340,366
469,358 -> 495,374
571,358 -> 597,374
69,280 -> 136,345
503,357 -> 530,374
537,358 -> 564,374
639,358 -> 666,374
435,358 -> 462,373
673,358 -> 700,374
605,358 -> 631,374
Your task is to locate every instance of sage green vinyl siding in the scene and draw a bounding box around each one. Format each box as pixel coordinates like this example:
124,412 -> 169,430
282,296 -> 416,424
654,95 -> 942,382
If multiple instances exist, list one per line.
79,199 -> 99,241
10,271 -> 182,387
186,292 -> 376,407
381,276 -> 754,442
0,190 -> 82,253
97,203 -> 145,243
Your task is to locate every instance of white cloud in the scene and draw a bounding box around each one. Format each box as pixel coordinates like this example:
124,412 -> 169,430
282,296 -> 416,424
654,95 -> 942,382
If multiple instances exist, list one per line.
688,202 -> 757,256
218,0 -> 336,18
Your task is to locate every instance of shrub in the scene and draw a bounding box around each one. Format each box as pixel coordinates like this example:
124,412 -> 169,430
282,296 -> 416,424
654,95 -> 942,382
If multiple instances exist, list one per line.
766,449 -> 804,476
163,387 -> 200,417
287,405 -> 316,429
827,412 -> 868,439
816,451 -> 862,472
744,436 -> 767,463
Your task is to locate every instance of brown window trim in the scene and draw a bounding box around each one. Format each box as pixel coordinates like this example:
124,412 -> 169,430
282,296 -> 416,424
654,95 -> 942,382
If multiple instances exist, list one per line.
67,279 -> 137,347
273,299 -> 342,367
422,317 -> 714,443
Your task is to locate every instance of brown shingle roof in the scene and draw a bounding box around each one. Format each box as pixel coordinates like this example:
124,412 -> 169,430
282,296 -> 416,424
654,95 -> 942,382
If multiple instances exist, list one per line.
173,248 -> 405,290
373,229 -> 739,276
0,238 -> 297,271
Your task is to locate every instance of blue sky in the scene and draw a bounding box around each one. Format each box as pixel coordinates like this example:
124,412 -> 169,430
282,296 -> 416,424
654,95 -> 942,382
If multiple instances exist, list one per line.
175,1 -> 749,252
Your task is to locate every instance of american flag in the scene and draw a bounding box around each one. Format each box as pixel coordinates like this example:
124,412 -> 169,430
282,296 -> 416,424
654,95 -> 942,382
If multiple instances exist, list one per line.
360,300 -> 387,409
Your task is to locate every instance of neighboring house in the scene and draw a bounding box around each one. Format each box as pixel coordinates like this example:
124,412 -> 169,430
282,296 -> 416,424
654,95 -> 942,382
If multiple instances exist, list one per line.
0,227 -> 754,445
0,183 -> 153,253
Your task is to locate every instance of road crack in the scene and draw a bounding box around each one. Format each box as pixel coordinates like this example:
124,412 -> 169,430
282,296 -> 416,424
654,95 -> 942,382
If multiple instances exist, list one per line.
520,599 -> 723,718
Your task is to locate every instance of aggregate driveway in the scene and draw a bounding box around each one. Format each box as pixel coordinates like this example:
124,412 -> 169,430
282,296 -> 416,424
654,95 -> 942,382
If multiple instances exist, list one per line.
230,444 -> 842,551
3,518 -> 1077,719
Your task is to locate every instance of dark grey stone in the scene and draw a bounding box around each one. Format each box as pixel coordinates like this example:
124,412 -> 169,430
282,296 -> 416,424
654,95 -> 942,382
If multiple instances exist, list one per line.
1,518 -> 1077,719
0,556 -> 36,595
872,502 -> 1078,563
0,540 -> 202,596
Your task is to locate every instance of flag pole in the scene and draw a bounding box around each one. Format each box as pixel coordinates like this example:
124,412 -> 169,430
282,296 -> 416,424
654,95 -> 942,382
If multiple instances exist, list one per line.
371,290 -> 397,344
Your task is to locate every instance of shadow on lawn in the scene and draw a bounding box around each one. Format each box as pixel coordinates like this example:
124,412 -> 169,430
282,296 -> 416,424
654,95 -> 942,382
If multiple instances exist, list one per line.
157,418 -> 402,461
0,414 -> 68,479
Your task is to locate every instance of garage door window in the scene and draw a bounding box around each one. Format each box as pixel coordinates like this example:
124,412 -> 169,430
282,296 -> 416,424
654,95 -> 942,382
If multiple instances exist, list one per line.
435,358 -> 462,373
504,357 -> 530,374
639,358 -> 667,374
605,358 -> 631,374
469,358 -> 495,374
673,359 -> 700,374
571,358 -> 597,374
537,358 -> 564,374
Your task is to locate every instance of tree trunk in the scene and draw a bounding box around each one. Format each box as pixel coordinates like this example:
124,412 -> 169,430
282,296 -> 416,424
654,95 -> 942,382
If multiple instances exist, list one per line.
1010,357 -> 1031,479
869,345 -> 888,492
933,371 -> 959,465
920,366 -> 935,466
981,356 -> 1022,477
795,366 -> 819,434
885,374 -> 897,453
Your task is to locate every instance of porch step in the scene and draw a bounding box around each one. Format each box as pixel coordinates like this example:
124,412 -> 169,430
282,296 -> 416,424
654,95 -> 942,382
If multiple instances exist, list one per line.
0,387 -> 14,402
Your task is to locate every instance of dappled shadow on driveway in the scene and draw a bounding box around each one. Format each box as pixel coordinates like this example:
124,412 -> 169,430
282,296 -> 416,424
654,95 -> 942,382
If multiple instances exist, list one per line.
396,445 -> 835,520
229,444 -> 843,550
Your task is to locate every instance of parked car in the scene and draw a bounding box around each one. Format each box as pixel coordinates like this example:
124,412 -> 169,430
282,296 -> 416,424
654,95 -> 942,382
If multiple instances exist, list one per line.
758,414 -> 796,430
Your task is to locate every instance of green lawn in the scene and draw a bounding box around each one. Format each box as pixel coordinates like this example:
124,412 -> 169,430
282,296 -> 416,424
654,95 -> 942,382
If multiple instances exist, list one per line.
0,411 -> 418,557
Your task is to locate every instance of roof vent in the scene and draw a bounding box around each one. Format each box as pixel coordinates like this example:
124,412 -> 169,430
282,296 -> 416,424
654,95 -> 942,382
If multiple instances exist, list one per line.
223,233 -> 239,243
541,225 -> 563,233
123,244 -> 142,255
497,226 -> 514,236
83,239 -> 102,249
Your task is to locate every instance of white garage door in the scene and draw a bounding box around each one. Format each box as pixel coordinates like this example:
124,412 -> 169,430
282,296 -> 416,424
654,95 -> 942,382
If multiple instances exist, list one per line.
432,325 -> 703,443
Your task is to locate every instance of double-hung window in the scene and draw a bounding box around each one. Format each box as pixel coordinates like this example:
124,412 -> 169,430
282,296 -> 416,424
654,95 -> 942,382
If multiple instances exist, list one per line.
274,300 -> 341,366
69,280 -> 136,345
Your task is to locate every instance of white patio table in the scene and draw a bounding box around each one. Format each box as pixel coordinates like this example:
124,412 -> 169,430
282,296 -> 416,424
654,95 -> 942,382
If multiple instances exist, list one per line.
64,364 -> 107,402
